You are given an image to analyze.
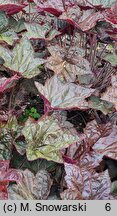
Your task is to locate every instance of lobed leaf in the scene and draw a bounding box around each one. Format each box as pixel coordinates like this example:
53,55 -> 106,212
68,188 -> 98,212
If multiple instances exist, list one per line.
78,11 -> 104,31
9,17 -> 26,33
46,45 -> 93,82
0,37 -> 46,78
59,5 -> 81,27
24,22 -> 60,40
62,163 -> 113,200
35,75 -> 96,111
22,114 -> 78,163
59,4 -> 105,31
8,169 -> 53,200
65,120 -> 115,167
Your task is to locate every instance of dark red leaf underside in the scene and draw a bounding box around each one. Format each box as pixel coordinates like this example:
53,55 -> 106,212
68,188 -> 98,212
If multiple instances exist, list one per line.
0,3 -> 27,15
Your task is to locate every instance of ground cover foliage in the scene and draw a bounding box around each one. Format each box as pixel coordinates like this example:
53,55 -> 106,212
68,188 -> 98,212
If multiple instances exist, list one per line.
0,0 -> 117,200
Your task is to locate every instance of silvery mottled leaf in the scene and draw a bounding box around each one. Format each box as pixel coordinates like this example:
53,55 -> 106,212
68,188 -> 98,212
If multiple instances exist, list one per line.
46,45 -> 93,82
24,22 -> 60,40
59,5 -> 81,27
78,11 -> 104,31
64,119 -> 117,169
22,114 -> 78,163
0,30 -> 19,45
0,37 -> 46,78
101,75 -> 117,111
0,11 -> 8,32
61,188 -> 83,200
63,163 -> 113,200
0,116 -> 26,156
0,129 -> 13,160
88,95 -> 114,115
9,17 -> 26,33
8,169 -> 53,200
35,75 -> 96,110
87,0 -> 115,7
92,125 -> 117,161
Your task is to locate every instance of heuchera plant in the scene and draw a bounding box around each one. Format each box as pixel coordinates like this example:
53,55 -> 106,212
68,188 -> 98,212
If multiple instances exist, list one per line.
0,0 -> 117,200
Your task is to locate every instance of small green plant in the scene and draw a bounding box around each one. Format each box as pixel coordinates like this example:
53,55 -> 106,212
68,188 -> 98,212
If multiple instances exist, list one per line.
19,107 -> 41,122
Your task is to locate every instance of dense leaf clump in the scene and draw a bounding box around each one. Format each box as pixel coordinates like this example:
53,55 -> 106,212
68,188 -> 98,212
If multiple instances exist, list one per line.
0,0 -> 117,200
